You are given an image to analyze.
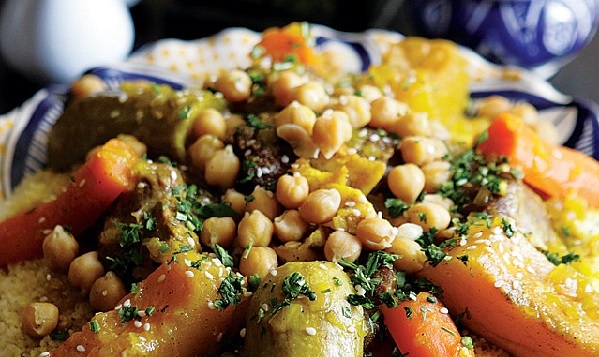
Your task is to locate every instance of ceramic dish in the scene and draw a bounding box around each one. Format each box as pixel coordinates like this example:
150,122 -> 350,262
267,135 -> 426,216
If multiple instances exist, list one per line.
0,25 -> 597,199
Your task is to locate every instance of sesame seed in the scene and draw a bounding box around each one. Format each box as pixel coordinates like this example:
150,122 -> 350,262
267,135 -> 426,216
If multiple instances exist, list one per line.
123,299 -> 131,308
306,327 -> 317,336
281,155 -> 290,164
46,274 -> 52,281
345,201 -> 356,207
256,168 -> 263,178
261,303 -> 270,312
207,301 -> 215,309
494,280 -> 504,288
143,323 -> 151,331
42,229 -> 52,235
358,128 -> 368,137
204,271 -> 214,279
240,328 -> 247,338
347,148 -> 358,155
134,320 -> 143,328
351,209 -> 361,217
472,231 -> 483,239
114,304 -> 122,310
270,269 -> 278,277
217,332 -> 223,342
243,291 -> 253,297
38,217 -> 46,224
369,133 -> 381,142
440,307 -> 449,314
76,345 -> 86,353
38,352 -> 50,357
137,310 -> 146,317
39,296 -> 48,302
157,274 -> 166,282
79,179 -> 86,187
186,270 -> 195,278
186,237 -> 196,247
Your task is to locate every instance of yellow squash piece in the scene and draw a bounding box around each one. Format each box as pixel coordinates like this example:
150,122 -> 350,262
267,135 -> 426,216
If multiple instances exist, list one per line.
420,224 -> 599,357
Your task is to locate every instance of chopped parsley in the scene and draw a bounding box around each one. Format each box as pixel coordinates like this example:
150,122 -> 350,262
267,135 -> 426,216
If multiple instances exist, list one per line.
384,198 -> 410,218
214,273 -> 245,310
501,218 -> 515,238
89,320 -> 100,333
213,244 -> 234,268
282,272 -> 317,301
542,250 -> 581,266
51,330 -> 69,341
246,113 -> 270,129
245,194 -> 255,203
118,306 -> 139,324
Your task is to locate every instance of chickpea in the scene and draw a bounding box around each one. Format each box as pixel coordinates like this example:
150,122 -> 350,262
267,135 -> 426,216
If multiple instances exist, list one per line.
239,246 -> 278,279
312,110 -> 353,159
274,210 -> 308,243
276,174 -> 309,209
191,109 -> 227,141
21,302 -> 59,338
421,160 -> 452,193
237,210 -> 274,248
385,237 -> 427,274
324,231 -> 362,263
225,113 -> 247,138
223,188 -> 247,216
356,84 -> 383,102
214,69 -> 252,102
201,217 -> 236,248
204,145 -> 240,188
407,202 -> 451,231
387,163 -> 426,204
393,112 -> 430,137
293,81 -> 328,113
187,134 -> 224,173
399,136 -> 448,166
272,71 -> 305,106
395,222 -> 424,241
70,74 -> 106,98
42,225 -> 79,272
89,272 -> 127,312
68,251 -> 105,292
335,95 -> 371,127
276,101 -> 317,134
355,217 -> 396,250
477,95 -> 512,119
299,188 -> 341,224
422,194 -> 454,211
246,186 -> 279,220
369,97 -> 408,129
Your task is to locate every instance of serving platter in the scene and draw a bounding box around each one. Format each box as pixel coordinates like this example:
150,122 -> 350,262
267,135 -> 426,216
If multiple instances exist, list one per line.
0,25 -> 597,200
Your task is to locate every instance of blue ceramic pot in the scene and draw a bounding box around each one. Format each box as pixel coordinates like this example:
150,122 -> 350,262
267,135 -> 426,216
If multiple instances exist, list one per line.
411,0 -> 599,76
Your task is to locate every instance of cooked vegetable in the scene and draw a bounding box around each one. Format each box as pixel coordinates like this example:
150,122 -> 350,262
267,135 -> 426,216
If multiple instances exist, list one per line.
420,222 -> 599,357
258,23 -> 319,67
478,113 -> 599,208
50,250 -> 241,356
47,84 -> 225,170
0,138 -> 139,266
243,262 -> 366,357
381,292 -> 462,357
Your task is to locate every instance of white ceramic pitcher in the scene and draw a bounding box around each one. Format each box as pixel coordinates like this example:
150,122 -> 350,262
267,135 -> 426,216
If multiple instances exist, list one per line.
0,0 -> 135,83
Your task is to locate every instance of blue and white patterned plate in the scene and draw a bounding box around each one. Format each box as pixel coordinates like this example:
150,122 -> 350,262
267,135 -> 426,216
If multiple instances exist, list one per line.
0,25 -> 597,199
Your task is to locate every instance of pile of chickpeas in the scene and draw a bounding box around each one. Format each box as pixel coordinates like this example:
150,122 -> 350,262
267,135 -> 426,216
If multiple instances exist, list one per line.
22,225 -> 127,338
183,64 -> 463,290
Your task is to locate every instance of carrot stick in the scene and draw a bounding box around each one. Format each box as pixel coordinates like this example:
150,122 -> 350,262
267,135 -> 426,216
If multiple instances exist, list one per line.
381,292 -> 462,357
0,138 -> 139,265
477,113 -> 599,208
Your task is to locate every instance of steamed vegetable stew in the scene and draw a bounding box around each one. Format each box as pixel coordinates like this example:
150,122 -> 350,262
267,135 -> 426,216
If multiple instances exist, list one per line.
3,23 -> 599,357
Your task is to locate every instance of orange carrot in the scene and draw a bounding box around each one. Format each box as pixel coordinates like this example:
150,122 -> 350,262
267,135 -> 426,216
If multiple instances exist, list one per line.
0,139 -> 139,265
381,292 -> 462,357
258,23 -> 319,67
478,113 -> 599,208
